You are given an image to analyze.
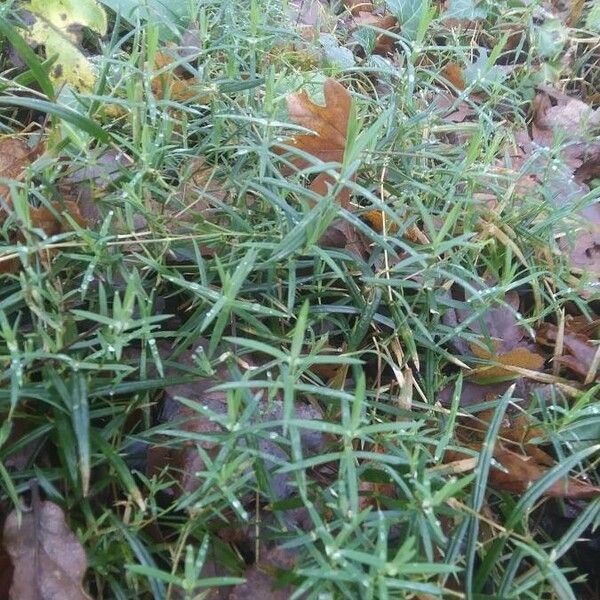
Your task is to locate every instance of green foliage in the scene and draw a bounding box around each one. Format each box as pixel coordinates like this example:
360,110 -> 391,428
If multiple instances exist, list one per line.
0,0 -> 599,598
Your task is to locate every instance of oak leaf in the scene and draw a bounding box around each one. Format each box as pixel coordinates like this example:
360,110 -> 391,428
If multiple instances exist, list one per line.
278,79 -> 352,207
3,500 -> 92,600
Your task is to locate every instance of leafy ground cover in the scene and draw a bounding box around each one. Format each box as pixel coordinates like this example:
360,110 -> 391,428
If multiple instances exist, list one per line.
1,0 -> 600,598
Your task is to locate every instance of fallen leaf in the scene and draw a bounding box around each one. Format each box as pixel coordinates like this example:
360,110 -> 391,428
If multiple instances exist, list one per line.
228,547 -> 302,600
277,79 -> 352,207
150,50 -> 209,103
24,0 -> 107,91
343,0 -> 374,16
0,536 -> 12,600
468,346 -> 545,383
447,411 -> 600,498
317,217 -> 370,259
489,443 -> 600,498
537,321 -> 600,381
0,136 -> 41,222
3,499 -> 91,600
442,286 -> 527,356
533,88 -> 600,142
147,343 -> 326,498
443,63 -> 466,91
353,12 -> 399,56
288,0 -> 336,30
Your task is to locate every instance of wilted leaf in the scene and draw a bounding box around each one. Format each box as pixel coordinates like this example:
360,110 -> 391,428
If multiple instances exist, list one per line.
24,0 -> 108,91
277,79 -> 352,207
3,500 -> 91,600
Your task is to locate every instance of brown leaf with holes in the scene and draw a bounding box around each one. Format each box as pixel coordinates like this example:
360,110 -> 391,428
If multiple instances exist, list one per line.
278,79 -> 352,207
3,501 -> 92,600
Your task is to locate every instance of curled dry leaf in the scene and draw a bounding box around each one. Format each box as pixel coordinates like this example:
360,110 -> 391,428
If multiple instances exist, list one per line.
277,79 -> 352,207
3,500 -> 91,600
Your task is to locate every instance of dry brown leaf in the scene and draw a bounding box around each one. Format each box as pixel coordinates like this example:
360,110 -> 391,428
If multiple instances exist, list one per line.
3,500 -> 91,600
489,443 -> 600,498
447,411 -> 600,499
150,51 -> 209,103
537,321 -> 599,380
0,137 -> 41,223
443,63 -> 466,91
468,346 -> 545,382
354,12 -> 399,56
362,210 -> 399,234
228,547 -> 301,600
343,0 -> 374,16
278,79 -> 352,207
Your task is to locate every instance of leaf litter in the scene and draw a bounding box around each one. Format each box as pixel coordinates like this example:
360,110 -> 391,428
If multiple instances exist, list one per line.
3,487 -> 91,600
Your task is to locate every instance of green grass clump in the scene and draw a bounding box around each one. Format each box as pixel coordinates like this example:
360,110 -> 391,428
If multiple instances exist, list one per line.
1,0 -> 599,598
